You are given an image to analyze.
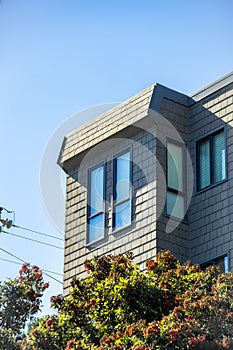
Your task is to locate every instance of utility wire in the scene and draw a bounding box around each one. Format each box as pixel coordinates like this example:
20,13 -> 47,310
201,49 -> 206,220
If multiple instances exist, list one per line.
42,271 -> 62,284
40,269 -> 63,277
0,247 -> 63,285
0,207 -> 63,241
0,247 -> 25,263
2,230 -> 63,250
0,257 -> 63,276
0,257 -> 19,265
13,223 -> 64,242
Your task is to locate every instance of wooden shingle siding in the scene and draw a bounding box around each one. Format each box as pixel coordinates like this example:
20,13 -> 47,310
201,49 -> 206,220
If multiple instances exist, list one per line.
59,72 -> 233,295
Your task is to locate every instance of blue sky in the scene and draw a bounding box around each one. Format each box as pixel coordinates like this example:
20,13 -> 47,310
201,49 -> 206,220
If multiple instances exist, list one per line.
0,0 -> 232,315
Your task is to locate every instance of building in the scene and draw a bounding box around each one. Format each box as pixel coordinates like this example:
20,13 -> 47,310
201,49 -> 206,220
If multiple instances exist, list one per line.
58,72 -> 233,294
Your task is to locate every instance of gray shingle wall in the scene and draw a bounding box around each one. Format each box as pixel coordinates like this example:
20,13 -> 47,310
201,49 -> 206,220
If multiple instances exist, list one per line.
189,83 -> 233,269
61,75 -> 233,296
63,125 -> 158,294
156,98 -> 190,263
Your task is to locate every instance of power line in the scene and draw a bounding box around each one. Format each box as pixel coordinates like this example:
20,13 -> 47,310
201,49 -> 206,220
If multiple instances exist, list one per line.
42,271 -> 62,284
0,257 -> 63,276
0,208 -> 64,284
0,247 -> 25,263
2,230 -> 63,250
0,247 -> 63,285
40,269 -> 63,277
13,223 -> 64,242
0,257 -> 20,265
0,207 -> 64,241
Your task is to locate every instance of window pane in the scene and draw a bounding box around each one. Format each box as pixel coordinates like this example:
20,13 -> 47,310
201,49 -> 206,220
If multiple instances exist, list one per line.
114,200 -> 131,229
213,131 -> 226,183
199,140 -> 210,189
90,166 -> 104,215
167,142 -> 183,191
88,214 -> 104,242
201,256 -> 228,273
166,191 -> 185,219
115,152 -> 130,202
224,256 -> 229,273
216,257 -> 225,274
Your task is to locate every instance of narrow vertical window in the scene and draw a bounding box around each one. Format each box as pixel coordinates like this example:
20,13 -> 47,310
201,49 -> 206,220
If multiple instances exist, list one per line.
166,141 -> 185,220
213,131 -> 226,183
113,151 -> 131,230
199,139 -> 211,189
87,165 -> 105,243
197,129 -> 226,191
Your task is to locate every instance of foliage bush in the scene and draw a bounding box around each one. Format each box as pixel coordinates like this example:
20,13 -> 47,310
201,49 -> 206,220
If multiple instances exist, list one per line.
22,251 -> 233,349
0,264 -> 49,349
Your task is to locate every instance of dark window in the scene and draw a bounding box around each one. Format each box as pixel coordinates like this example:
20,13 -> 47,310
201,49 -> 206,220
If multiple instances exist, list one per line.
201,255 -> 229,273
166,141 -> 186,219
197,129 -> 226,191
87,164 -> 105,243
113,151 -> 131,230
